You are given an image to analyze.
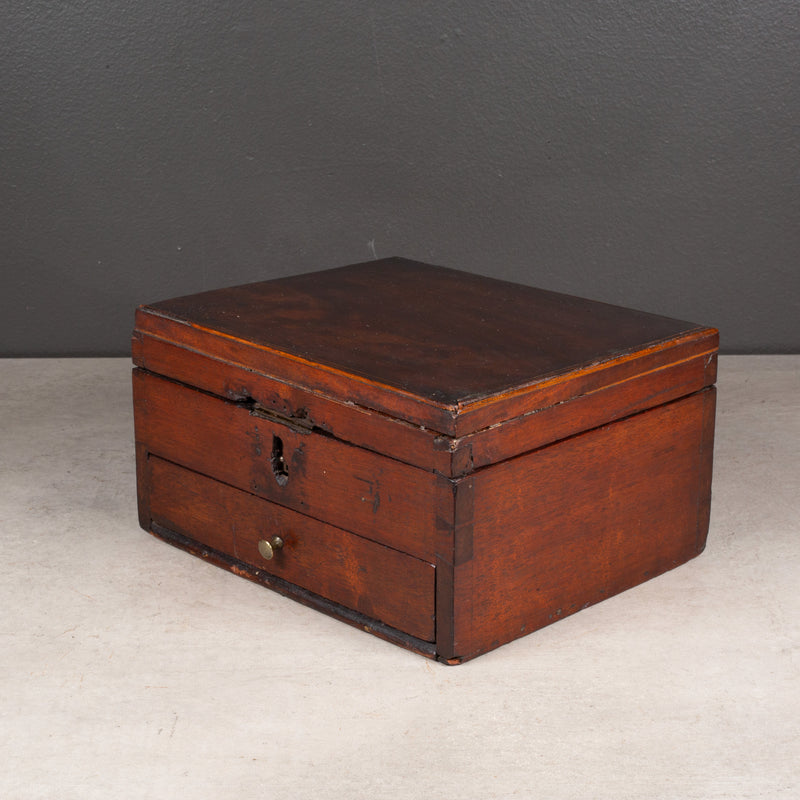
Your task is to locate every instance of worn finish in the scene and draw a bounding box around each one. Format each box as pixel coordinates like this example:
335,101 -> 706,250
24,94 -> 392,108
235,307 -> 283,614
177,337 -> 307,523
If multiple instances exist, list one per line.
141,259 -> 708,404
462,387 -> 716,660
132,369 -> 439,560
134,258 -> 717,440
133,259 -> 718,662
147,456 -> 435,641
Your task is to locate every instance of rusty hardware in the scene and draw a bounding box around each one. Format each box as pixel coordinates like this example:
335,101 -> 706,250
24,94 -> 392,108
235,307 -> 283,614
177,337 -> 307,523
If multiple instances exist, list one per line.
249,402 -> 314,434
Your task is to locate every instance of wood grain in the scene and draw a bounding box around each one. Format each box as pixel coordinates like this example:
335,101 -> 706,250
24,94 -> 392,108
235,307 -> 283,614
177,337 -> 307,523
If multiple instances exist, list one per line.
132,259 -> 719,662
133,368 -> 439,561
453,387 -> 716,662
132,330 -> 455,474
147,455 -> 436,642
134,258 -> 718,436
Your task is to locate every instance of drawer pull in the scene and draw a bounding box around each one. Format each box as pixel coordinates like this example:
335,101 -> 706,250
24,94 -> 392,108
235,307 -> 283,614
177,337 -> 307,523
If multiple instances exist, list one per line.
258,535 -> 284,560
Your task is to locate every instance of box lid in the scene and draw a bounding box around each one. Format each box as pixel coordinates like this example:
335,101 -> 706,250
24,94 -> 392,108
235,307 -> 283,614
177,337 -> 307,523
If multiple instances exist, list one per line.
133,258 -> 718,438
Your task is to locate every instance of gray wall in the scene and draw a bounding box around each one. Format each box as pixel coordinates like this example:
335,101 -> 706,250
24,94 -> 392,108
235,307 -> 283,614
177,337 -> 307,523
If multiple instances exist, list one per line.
2,1 -> 798,356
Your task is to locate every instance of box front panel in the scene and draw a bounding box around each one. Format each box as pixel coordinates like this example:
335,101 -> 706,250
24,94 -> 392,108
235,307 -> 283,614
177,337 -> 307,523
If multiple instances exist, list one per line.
133,368 -> 439,561
145,455 -> 436,642
132,331 -> 456,474
462,387 -> 716,660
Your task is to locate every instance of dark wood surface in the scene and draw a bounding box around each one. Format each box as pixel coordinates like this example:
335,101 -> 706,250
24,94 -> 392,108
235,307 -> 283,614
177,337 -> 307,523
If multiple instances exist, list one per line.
146,456 -> 435,642
133,259 -> 719,662
133,374 -> 716,662
453,386 -> 716,661
133,368 -> 440,561
132,331 -> 458,474
462,349 -> 717,469
139,258 -> 706,402
135,258 -> 718,435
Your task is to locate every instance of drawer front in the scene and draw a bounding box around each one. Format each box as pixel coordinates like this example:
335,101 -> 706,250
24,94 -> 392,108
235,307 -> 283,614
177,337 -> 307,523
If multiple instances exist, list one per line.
147,455 -> 436,642
133,368 -> 438,561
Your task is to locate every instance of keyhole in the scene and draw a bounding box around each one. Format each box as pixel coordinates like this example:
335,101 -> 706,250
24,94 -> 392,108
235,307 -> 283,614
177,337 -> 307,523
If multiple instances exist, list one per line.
271,435 -> 289,486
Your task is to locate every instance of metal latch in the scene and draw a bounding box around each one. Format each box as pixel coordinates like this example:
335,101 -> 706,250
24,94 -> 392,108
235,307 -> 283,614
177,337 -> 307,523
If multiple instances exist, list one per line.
248,402 -> 315,434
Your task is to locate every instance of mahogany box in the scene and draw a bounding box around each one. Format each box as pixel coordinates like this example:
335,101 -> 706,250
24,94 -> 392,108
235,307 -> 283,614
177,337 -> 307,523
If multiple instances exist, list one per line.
132,258 -> 718,663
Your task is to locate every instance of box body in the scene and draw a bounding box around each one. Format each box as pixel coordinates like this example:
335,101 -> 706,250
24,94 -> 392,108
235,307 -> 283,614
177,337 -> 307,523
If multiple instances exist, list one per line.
132,258 -> 718,663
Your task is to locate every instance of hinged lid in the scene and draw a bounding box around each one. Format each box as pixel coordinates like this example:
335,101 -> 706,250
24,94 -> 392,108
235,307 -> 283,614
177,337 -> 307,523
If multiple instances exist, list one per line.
133,258 -> 718,440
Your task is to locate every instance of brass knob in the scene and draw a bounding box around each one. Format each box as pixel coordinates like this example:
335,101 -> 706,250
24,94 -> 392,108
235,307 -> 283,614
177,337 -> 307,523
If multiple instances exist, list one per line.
258,535 -> 284,560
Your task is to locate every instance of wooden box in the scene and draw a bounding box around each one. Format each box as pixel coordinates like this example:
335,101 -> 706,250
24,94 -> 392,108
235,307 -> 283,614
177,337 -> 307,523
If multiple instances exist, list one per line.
132,258 -> 718,663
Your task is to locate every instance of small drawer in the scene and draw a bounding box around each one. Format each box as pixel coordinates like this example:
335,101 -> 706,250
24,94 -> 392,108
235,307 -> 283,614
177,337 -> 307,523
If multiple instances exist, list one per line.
146,455 -> 436,642
133,368 -> 438,561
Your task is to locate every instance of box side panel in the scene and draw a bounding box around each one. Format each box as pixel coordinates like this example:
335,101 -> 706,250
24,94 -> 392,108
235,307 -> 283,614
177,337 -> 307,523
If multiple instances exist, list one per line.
452,328 -> 718,436
460,387 -> 716,661
694,385 -> 716,554
462,349 -> 717,468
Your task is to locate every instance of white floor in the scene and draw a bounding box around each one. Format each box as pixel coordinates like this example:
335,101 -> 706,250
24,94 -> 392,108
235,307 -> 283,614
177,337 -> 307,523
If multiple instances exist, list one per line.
1,356 -> 798,800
